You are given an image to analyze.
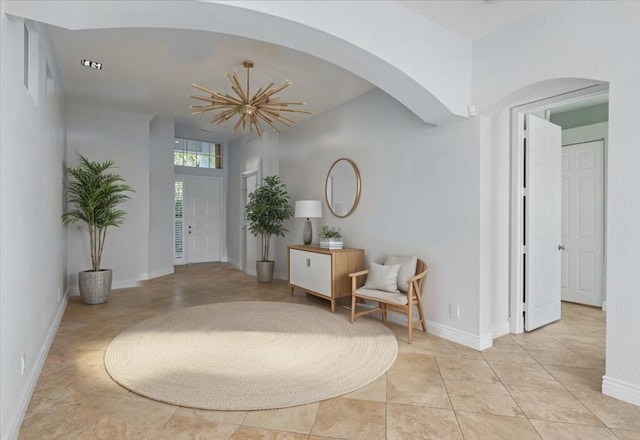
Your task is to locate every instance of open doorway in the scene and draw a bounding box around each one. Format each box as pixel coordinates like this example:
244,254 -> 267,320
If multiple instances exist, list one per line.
510,85 -> 608,334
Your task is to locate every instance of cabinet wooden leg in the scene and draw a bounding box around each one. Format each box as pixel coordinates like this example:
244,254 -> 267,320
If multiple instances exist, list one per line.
290,286 -> 294,296
331,300 -> 336,313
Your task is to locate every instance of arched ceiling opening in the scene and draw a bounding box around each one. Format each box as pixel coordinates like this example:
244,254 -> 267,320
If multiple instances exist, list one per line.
5,0 -> 472,136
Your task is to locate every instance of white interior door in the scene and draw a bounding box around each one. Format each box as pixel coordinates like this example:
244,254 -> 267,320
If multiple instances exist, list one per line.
185,176 -> 222,264
561,140 -> 604,307
525,114 -> 562,331
244,172 -> 259,274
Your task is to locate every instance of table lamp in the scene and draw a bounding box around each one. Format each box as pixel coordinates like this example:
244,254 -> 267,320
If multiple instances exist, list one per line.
294,200 -> 322,245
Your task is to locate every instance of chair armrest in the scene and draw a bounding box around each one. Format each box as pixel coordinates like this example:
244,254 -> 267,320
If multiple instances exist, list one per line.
348,269 -> 369,278
349,269 -> 369,293
407,271 -> 426,284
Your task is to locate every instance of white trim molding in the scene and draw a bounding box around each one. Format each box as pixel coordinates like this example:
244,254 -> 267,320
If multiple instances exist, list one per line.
7,295 -> 68,440
427,320 -> 493,351
602,375 -> 640,407
491,322 -> 511,339
146,267 -> 175,280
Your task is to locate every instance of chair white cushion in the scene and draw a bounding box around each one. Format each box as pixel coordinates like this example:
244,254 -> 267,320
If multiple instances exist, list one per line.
363,262 -> 401,293
384,255 -> 418,292
354,288 -> 408,306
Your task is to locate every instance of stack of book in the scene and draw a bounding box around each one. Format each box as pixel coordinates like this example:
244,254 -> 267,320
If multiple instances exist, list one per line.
319,238 -> 343,249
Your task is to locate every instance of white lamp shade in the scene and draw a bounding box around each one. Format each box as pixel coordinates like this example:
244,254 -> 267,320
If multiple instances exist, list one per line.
295,200 -> 322,218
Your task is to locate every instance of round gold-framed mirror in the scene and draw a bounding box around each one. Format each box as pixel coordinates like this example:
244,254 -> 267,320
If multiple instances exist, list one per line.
325,158 -> 361,218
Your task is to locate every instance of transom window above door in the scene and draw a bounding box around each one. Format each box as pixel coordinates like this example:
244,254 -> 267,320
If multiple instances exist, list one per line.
174,138 -> 222,169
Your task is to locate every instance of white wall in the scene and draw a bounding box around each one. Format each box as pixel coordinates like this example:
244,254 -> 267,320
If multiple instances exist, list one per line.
66,103 -> 152,289
227,131 -> 281,274
259,89 -> 492,349
473,1 -> 640,405
0,13 -> 67,440
148,117 -> 175,278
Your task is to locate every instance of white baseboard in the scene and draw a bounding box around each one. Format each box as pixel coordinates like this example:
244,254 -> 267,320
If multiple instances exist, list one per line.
274,271 -> 287,281
146,267 -> 174,280
377,310 -> 492,350
427,320 -> 493,351
111,279 -> 141,290
602,300 -> 607,311
68,278 -> 141,296
491,321 -> 511,339
602,375 -> 640,406
6,294 -> 68,440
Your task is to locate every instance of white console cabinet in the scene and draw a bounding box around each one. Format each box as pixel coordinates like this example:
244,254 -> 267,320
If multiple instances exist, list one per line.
288,245 -> 364,312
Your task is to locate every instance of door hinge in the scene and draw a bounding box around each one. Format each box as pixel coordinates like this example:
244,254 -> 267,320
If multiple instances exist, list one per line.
521,188 -> 528,197
522,245 -> 528,254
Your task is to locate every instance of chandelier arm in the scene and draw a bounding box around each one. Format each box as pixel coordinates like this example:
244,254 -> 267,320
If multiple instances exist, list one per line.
251,83 -> 274,102
261,81 -> 292,99
255,110 -> 281,132
230,85 -> 247,103
229,72 -> 248,103
265,101 -> 307,106
250,113 -> 264,136
191,92 -> 242,107
249,87 -> 264,103
260,106 -> 312,114
259,107 -> 296,125
232,114 -> 244,131
272,113 -> 297,126
191,83 -> 219,95
219,94 -> 244,106
190,95 -> 220,103
191,104 -> 237,114
212,109 -> 239,125
252,83 -> 290,107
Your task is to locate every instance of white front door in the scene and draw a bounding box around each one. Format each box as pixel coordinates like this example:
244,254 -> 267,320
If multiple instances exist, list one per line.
561,140 -> 605,307
525,114 -> 562,331
184,176 -> 222,264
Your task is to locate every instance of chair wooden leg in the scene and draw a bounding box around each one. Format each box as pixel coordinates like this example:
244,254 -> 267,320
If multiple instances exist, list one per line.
407,302 -> 413,344
290,286 -> 294,297
381,303 -> 387,321
415,294 -> 427,332
351,294 -> 357,323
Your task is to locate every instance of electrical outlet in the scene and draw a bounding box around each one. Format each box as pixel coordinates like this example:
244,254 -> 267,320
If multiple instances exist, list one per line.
455,305 -> 460,319
449,304 -> 460,319
21,355 -> 26,375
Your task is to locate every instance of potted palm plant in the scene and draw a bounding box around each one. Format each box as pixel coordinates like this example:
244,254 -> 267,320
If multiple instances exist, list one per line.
245,175 -> 294,283
62,153 -> 133,304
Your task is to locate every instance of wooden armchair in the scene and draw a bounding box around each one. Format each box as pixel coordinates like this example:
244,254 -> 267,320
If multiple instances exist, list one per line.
349,259 -> 428,344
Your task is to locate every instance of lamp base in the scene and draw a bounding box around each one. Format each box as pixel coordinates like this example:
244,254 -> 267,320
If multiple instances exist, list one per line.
303,219 -> 312,245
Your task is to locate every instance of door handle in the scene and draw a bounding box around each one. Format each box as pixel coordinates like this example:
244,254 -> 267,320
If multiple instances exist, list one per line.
558,244 -> 565,250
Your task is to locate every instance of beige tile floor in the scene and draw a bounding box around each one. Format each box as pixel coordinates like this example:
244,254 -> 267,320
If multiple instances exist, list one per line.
19,263 -> 640,439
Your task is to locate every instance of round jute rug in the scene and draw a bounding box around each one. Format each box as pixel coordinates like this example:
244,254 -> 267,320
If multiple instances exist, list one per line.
104,301 -> 397,410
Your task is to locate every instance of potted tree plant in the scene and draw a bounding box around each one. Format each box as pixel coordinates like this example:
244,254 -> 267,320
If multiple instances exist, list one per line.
62,153 -> 133,304
245,175 -> 294,283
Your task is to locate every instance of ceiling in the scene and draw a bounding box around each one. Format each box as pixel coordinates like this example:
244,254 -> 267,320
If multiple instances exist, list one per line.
47,25 -> 374,140
46,1 -> 558,141
398,0 -> 556,40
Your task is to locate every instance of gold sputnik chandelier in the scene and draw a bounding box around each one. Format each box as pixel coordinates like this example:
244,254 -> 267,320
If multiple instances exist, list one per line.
190,60 -> 311,136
